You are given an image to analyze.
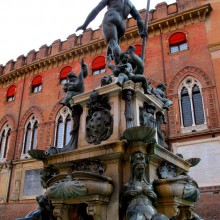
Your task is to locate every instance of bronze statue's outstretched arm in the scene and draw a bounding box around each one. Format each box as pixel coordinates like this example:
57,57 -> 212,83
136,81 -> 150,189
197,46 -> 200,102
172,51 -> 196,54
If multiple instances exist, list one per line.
76,0 -> 108,32
79,59 -> 88,79
130,6 -> 146,38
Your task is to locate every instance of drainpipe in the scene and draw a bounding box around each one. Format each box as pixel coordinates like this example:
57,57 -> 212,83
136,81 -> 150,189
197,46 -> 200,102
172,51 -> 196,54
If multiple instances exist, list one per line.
159,29 -> 171,150
6,74 -> 26,202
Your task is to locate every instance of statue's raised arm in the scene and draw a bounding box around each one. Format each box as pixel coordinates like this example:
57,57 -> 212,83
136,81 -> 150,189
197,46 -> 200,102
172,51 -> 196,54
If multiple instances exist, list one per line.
130,5 -> 147,38
76,0 -> 108,32
79,58 -> 88,79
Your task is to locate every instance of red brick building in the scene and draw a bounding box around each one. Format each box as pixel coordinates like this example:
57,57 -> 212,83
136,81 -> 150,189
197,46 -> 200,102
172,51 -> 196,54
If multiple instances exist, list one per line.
0,0 -> 219,219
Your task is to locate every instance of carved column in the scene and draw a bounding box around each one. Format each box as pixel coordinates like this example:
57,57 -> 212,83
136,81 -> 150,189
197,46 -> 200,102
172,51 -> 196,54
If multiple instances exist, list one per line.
87,203 -> 107,220
123,89 -> 134,129
122,80 -> 135,129
176,207 -> 194,220
52,196 -> 110,220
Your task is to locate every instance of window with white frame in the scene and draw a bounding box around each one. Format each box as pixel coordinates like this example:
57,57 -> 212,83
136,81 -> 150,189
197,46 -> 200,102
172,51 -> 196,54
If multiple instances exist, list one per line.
0,123 -> 11,159
60,66 -> 72,84
31,75 -> 42,93
169,32 -> 188,54
23,169 -> 43,197
7,85 -> 16,102
92,56 -> 106,75
22,115 -> 38,155
54,107 -> 72,148
178,77 -> 207,133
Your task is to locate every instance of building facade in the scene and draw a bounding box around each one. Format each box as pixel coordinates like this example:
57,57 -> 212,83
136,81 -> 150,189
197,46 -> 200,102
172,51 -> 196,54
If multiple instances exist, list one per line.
0,0 -> 220,219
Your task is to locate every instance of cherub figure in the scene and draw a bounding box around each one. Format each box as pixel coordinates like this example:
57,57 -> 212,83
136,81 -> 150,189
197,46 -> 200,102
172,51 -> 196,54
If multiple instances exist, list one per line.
60,59 -> 88,106
107,46 -> 151,94
107,52 -> 133,86
152,83 -> 173,110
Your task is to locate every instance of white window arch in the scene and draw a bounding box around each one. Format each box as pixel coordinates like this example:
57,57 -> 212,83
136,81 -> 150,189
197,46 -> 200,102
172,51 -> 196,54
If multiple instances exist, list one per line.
22,115 -> 39,156
0,123 -> 11,160
54,107 -> 72,148
178,76 -> 207,133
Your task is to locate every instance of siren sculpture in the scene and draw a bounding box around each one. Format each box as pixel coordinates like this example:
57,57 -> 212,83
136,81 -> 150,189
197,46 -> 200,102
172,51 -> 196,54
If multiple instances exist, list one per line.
122,152 -> 169,220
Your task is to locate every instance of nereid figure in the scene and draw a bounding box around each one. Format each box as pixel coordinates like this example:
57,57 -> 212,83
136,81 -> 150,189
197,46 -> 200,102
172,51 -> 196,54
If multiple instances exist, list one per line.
123,152 -> 168,220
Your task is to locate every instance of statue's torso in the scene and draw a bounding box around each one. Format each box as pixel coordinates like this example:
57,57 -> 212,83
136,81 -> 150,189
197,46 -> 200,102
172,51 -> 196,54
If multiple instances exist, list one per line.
106,0 -> 133,19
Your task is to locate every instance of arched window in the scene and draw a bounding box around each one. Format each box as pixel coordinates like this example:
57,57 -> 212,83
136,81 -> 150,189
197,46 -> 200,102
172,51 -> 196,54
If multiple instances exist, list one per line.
31,75 -> 42,93
7,85 -> 16,102
134,45 -> 142,57
169,32 -> 188,54
60,66 -> 72,84
178,77 -> 207,133
54,107 -> 72,148
92,56 -> 106,75
0,123 -> 11,159
22,115 -> 39,155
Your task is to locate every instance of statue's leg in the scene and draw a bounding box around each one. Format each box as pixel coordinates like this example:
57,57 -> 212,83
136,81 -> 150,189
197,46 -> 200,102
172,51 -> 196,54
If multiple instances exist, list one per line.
106,39 -> 121,65
127,213 -> 146,220
132,75 -> 151,94
60,93 -> 72,105
161,98 -> 173,110
117,73 -> 129,87
103,14 -> 123,65
152,213 -> 169,220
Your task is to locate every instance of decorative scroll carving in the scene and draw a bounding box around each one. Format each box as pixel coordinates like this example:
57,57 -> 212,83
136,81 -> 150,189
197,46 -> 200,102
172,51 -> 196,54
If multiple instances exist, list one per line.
0,160 -> 12,171
71,160 -> 105,175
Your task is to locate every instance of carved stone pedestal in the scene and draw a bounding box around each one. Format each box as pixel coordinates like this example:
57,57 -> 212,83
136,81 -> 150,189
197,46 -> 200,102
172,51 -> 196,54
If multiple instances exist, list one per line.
156,197 -> 195,219
52,195 -> 109,220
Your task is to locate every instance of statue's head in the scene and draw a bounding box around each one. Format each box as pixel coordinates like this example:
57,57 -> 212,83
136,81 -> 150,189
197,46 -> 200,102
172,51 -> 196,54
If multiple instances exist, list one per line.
67,71 -> 77,80
157,82 -> 167,91
120,52 -> 129,64
144,100 -> 156,114
101,75 -> 113,87
156,111 -> 167,124
126,45 -> 136,54
131,152 -> 148,179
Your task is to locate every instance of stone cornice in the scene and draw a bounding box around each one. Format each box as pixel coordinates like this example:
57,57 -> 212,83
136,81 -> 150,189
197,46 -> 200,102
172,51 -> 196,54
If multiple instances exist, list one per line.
147,3 -> 212,33
209,42 -> 220,52
0,4 -> 212,87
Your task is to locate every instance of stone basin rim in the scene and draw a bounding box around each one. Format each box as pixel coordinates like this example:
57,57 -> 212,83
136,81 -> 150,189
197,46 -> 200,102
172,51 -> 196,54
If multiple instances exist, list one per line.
47,171 -> 113,187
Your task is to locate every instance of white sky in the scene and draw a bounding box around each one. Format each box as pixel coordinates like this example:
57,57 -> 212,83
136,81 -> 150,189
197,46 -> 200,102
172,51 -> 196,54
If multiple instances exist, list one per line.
0,0 -> 176,65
